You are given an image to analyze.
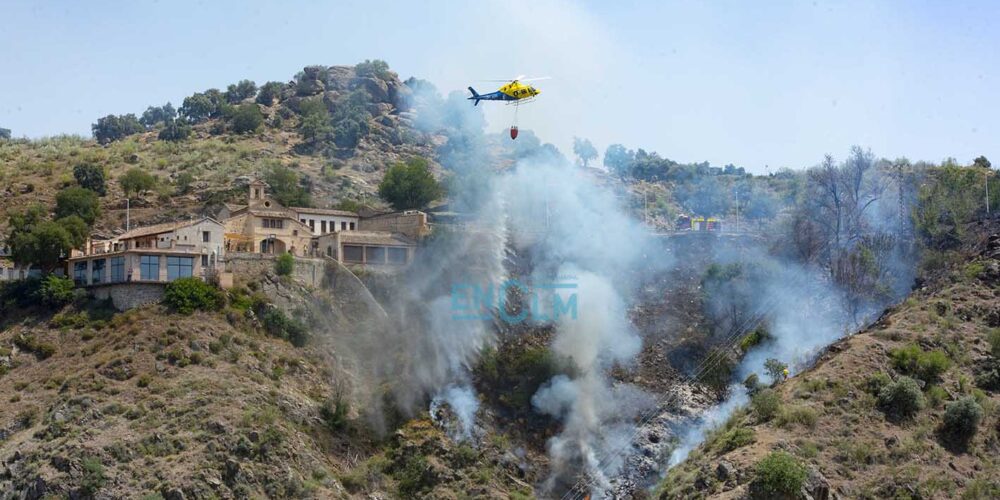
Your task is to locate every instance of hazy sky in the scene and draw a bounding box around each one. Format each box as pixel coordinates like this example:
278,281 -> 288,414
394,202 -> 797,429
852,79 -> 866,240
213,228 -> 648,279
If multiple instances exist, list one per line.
2,0 -> 998,172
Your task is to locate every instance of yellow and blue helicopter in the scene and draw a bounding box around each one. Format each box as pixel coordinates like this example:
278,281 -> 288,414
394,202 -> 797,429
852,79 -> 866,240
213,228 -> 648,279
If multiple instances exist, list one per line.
467,75 -> 548,106
467,76 -> 549,139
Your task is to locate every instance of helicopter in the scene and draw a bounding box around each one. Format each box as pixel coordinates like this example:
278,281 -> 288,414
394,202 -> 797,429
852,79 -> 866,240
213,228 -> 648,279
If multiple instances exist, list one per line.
468,75 -> 549,139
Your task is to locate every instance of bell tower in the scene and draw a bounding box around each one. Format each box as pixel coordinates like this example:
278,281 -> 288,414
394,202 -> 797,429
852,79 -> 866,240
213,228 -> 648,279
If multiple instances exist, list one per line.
248,179 -> 268,202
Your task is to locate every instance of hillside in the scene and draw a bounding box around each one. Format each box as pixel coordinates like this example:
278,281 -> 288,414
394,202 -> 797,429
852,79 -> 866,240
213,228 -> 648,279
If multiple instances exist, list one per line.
658,219 -> 1000,499
0,62 -> 441,236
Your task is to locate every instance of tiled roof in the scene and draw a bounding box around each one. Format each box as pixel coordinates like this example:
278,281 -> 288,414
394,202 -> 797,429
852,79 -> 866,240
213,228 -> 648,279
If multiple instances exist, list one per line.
117,218 -> 219,240
292,207 -> 359,217
339,231 -> 415,246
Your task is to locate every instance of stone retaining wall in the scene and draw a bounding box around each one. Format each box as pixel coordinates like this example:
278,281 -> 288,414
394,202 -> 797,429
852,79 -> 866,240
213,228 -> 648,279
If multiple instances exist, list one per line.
91,282 -> 166,311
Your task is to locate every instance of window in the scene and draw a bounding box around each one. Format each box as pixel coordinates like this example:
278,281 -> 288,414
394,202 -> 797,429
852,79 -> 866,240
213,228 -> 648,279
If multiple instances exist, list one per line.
202,231 -> 210,242
321,221 -> 327,233
349,222 -> 356,230
92,259 -> 106,283
263,219 -> 284,229
167,256 -> 194,281
326,246 -> 333,257
388,247 -> 408,264
74,262 -> 88,285
309,219 -> 315,231
343,245 -> 363,262
110,257 -> 125,282
140,255 -> 159,280
341,221 -> 346,231
201,255 -> 209,267
301,219 -> 306,224
365,246 -> 386,263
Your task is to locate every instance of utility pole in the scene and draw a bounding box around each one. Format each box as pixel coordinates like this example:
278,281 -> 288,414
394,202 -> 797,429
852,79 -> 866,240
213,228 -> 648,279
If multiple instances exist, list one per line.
126,198 -> 130,231
734,186 -> 740,234
987,170 -> 991,215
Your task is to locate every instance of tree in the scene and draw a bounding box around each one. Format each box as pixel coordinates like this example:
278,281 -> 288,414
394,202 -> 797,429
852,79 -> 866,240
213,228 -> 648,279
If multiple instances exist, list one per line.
226,80 -> 257,103
158,119 -> 192,142
73,163 -> 106,196
264,165 -> 311,207
331,90 -> 371,148
604,144 -> 633,177
140,103 -> 176,128
973,155 -> 991,170
378,157 -> 443,210
0,127 -> 10,140
573,137 -> 598,168
180,92 -> 215,123
298,98 -> 333,144
355,59 -> 392,79
120,168 -> 157,198
92,114 -> 143,144
57,215 -> 89,249
55,187 -> 101,226
37,274 -> 75,306
763,358 -> 788,382
9,220 -> 73,273
229,104 -> 264,134
256,81 -> 284,106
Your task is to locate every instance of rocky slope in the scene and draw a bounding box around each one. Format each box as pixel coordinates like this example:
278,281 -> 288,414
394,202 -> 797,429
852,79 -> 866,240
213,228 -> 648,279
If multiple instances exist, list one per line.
657,219 -> 1000,499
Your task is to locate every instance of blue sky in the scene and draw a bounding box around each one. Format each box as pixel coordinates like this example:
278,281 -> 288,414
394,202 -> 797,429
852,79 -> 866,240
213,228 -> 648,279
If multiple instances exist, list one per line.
2,0 -> 998,171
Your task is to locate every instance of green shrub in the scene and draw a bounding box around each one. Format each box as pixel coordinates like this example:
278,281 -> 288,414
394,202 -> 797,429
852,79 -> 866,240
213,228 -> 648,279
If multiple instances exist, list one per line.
163,277 -> 223,314
394,455 -> 434,496
941,396 -> 982,442
865,372 -> 892,394
14,334 -> 56,360
878,376 -> 924,420
891,344 -> 951,383
776,405 -> 818,429
926,385 -> 949,408
988,328 -> 1000,358
81,457 -> 107,494
320,396 -> 349,432
73,162 -> 106,196
36,275 -> 75,306
740,327 -> 771,351
229,104 -> 264,134
743,373 -> 763,395
715,426 -> 755,453
751,388 -> 782,421
261,308 -> 310,347
275,253 -> 295,276
751,451 -> 807,499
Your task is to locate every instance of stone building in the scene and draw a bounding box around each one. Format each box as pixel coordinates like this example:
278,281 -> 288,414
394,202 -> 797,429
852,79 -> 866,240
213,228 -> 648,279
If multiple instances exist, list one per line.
314,231 -> 416,265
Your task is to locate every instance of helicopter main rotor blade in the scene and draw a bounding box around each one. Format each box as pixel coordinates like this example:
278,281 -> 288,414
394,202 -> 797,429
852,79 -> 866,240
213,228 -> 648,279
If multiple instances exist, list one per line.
519,76 -> 552,82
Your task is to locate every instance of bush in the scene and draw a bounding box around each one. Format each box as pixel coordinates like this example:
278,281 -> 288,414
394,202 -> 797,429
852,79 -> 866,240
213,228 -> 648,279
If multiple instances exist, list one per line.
743,373 -> 763,395
36,275 -> 75,306
751,388 -> 782,421
941,396 -> 982,442
81,457 -> 107,495
320,396 -> 349,431
989,328 -> 1000,358
864,372 -> 892,395
891,344 -> 951,383
140,103 -> 176,127
158,119 -> 191,142
878,376 -> 924,420
163,277 -> 223,314
776,405 -> 818,429
261,308 -> 310,347
751,451 -> 807,499
73,163 -> 106,196
226,80 -> 257,103
229,104 -> 264,134
275,253 -> 295,276
355,59 -> 392,80
715,426 -> 755,453
14,334 -> 56,360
